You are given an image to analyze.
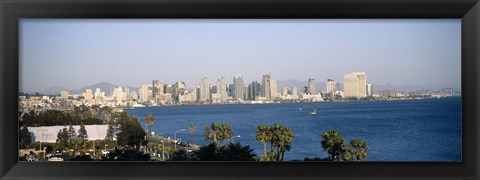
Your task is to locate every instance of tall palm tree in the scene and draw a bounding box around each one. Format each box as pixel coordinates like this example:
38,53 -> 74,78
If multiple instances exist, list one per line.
218,124 -> 234,144
189,124 -> 197,144
143,114 -> 156,133
320,130 -> 345,161
204,122 -> 220,143
270,123 -> 295,161
349,138 -> 368,161
255,124 -> 272,157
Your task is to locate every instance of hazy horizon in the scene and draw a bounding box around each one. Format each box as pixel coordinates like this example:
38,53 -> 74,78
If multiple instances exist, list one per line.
20,19 -> 461,93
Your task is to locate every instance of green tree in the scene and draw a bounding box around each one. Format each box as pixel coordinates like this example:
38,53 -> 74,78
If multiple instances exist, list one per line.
270,123 -> 295,161
218,124 -> 234,144
204,122 -> 220,143
116,113 -> 146,149
172,149 -> 190,161
56,127 -> 70,149
320,130 -> 346,161
77,122 -> 88,139
143,114 -> 156,132
349,138 -> 368,161
19,126 -> 32,148
191,142 -> 256,161
68,124 -> 76,138
189,124 -> 196,144
105,123 -> 115,140
193,142 -> 221,161
219,142 -> 257,161
255,124 -> 272,157
69,138 -> 86,156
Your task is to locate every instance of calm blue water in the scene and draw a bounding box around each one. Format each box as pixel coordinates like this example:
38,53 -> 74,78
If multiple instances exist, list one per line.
126,96 -> 461,161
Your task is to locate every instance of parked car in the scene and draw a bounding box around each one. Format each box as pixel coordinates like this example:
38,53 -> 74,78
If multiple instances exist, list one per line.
48,157 -> 64,161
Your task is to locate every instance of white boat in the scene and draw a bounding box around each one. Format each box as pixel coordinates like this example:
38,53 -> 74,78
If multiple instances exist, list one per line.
132,104 -> 145,108
309,102 -> 317,115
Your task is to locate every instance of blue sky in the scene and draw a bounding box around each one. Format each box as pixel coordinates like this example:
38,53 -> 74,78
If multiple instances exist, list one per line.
20,19 -> 460,92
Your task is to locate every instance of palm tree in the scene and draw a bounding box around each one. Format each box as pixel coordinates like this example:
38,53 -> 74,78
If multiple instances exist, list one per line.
349,138 -> 368,161
204,122 -> 220,143
143,114 -> 156,133
255,124 -> 272,157
270,123 -> 295,161
189,124 -> 197,144
218,124 -> 234,144
69,138 -> 86,156
320,130 -> 345,161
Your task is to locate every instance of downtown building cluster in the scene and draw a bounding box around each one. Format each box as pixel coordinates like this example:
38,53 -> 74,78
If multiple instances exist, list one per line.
19,72 -> 396,111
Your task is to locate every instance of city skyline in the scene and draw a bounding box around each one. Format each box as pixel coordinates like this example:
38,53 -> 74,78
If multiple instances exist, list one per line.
20,19 -> 461,92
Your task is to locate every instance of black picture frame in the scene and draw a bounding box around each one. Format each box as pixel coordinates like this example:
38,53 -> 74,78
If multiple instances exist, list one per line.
1,0 -> 479,180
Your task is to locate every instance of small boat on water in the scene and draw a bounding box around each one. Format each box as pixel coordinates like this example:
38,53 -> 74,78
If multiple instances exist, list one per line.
299,108 -> 302,111
132,103 -> 146,108
309,102 -> 317,115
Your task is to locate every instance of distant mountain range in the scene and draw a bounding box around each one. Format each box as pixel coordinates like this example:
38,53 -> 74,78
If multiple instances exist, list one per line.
32,82 -> 139,96
28,81 -> 456,96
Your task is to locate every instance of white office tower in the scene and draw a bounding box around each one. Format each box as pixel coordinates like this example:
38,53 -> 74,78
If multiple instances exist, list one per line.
343,72 -> 367,98
326,79 -> 336,94
217,77 -> 227,103
270,80 -> 277,98
366,84 -> 373,97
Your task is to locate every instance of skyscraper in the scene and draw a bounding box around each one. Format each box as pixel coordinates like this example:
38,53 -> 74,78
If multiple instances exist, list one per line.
261,73 -> 271,100
200,77 -> 210,102
248,81 -> 261,100
233,75 -> 244,101
352,72 -> 367,97
139,84 -> 149,102
366,84 -> 373,97
152,80 -> 164,102
282,87 -> 289,96
326,79 -> 336,94
85,89 -> 93,101
343,72 -> 367,98
291,87 -> 298,96
270,80 -> 277,98
217,76 -> 227,102
308,77 -> 316,94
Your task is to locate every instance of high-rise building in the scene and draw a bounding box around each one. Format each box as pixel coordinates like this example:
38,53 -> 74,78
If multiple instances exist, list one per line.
175,82 -> 186,91
153,80 -> 164,102
270,80 -> 277,98
60,91 -> 69,99
94,88 -> 104,99
353,72 -> 367,97
261,73 -> 271,100
233,75 -> 244,101
112,87 -> 125,101
85,89 -> 93,101
139,84 -> 149,102
343,72 -> 367,98
291,87 -> 298,96
248,81 -> 261,100
282,87 -> 289,96
200,77 -> 210,102
308,77 -> 316,94
326,79 -> 336,94
366,84 -> 373,97
217,76 -> 227,102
